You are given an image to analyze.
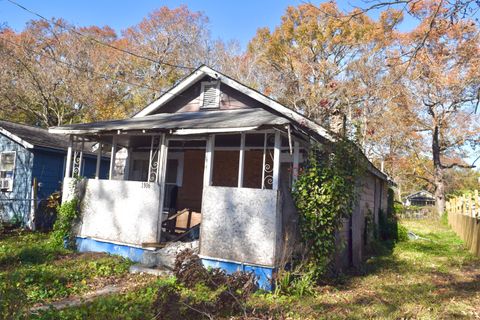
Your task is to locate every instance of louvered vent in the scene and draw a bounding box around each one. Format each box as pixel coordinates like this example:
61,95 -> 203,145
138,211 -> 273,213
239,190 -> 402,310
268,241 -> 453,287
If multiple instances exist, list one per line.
201,82 -> 219,108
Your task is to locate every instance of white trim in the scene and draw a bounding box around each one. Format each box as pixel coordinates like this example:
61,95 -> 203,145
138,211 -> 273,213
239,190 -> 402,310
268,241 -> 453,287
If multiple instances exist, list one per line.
109,136 -> 117,180
173,126 -> 258,135
65,136 -> 73,178
272,131 -> 281,190
0,128 -> 34,149
199,80 -> 221,109
203,135 -> 215,187
238,133 -> 245,188
95,143 -> 102,179
156,134 -> 168,242
0,151 -> 16,192
134,69 -> 207,118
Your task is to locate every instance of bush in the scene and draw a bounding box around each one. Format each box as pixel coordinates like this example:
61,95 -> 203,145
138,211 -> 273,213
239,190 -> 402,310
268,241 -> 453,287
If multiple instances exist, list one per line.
50,198 -> 79,249
274,269 -> 315,297
292,141 -> 365,278
153,249 -> 259,319
397,224 -> 409,242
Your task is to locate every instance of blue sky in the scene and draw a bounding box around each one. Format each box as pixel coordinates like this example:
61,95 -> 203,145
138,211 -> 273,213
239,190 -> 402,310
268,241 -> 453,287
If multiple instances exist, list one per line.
0,0 -> 418,48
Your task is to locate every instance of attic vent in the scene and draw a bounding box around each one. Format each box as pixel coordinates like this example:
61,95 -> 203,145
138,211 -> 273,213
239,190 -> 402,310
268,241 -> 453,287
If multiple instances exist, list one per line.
200,81 -> 220,109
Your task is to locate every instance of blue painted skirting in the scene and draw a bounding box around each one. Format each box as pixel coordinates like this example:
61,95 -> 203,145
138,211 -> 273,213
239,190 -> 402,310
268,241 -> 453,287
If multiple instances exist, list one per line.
76,237 -> 275,291
76,237 -> 146,262
201,257 -> 275,291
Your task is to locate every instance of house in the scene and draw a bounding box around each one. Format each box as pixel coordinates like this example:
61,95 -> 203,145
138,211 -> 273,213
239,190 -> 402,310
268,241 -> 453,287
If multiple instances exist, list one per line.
0,120 -> 110,228
404,190 -> 435,207
49,65 -> 392,289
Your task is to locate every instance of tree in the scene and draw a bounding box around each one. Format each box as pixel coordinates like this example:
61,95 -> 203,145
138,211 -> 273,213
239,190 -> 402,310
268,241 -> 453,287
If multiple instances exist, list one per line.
391,1 -> 480,214
247,3 -> 401,138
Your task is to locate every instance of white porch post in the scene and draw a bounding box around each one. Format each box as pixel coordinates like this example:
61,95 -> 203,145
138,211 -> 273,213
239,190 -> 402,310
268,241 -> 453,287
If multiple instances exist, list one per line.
109,135 -> 117,180
237,133 -> 245,188
203,134 -> 215,187
292,141 -> 300,183
78,141 -> 84,177
95,143 -> 102,179
156,134 -> 168,241
272,131 -> 281,190
65,135 -> 73,178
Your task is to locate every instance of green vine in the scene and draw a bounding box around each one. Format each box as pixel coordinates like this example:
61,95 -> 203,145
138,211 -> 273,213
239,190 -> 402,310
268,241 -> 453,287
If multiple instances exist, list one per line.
50,198 -> 79,249
292,140 -> 365,278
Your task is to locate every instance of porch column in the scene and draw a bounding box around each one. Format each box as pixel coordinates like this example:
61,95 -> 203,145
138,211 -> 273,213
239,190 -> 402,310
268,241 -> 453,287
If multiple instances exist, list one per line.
156,134 -> 168,242
237,133 -> 245,188
95,143 -> 102,179
272,131 -> 281,190
203,134 -> 215,187
292,141 -> 300,183
109,135 -> 117,180
65,135 -> 73,178
78,141 -> 84,177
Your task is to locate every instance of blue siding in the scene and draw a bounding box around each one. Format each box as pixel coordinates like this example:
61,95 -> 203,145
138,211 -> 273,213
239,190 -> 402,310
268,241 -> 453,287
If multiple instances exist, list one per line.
32,149 -> 66,200
32,148 -> 110,200
0,135 -> 33,224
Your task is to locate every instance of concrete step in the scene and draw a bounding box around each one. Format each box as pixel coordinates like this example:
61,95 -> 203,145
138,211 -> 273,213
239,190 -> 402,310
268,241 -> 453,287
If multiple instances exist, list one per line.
129,264 -> 173,277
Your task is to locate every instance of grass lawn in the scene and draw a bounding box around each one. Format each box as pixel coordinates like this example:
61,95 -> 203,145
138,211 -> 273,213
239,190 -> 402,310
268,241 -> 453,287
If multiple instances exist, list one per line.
4,219 -> 480,319
249,219 -> 480,319
0,230 -> 154,319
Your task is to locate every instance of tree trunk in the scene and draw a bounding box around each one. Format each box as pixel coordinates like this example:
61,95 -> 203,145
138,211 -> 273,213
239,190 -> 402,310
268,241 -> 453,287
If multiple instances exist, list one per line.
432,124 -> 445,215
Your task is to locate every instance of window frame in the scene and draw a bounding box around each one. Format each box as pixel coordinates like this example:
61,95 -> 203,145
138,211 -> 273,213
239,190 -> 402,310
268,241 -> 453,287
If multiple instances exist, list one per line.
0,151 -> 16,192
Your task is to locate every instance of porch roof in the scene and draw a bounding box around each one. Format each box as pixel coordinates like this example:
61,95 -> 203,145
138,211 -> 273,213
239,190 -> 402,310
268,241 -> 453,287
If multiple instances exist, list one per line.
49,108 -> 290,135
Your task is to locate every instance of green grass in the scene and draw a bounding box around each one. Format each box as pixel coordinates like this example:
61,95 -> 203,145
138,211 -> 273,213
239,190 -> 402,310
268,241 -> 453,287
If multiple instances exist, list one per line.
0,230 -> 136,316
7,219 -> 480,319
248,219 -> 480,319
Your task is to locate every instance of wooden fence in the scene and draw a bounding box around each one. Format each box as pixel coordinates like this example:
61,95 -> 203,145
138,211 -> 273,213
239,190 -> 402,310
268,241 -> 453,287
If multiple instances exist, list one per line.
446,190 -> 480,256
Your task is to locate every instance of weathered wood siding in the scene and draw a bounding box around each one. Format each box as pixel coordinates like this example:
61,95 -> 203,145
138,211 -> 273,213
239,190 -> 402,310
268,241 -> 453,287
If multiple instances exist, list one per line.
155,76 -> 265,114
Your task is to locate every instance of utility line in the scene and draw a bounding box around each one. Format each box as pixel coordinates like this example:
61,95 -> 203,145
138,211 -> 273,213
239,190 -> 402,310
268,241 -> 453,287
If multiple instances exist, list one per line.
6,0 -> 196,71
0,36 -> 168,93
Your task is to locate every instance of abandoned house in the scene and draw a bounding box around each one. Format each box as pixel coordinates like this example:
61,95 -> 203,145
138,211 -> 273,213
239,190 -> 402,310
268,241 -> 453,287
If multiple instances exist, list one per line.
404,190 -> 435,207
50,65 -> 391,289
0,120 -> 110,228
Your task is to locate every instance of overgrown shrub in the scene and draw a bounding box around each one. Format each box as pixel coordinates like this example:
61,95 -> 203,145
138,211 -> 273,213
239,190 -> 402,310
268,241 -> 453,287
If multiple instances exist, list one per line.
397,224 -> 409,242
0,276 -> 26,319
50,198 -> 79,249
154,249 -> 258,318
273,268 -> 315,297
292,141 -> 365,278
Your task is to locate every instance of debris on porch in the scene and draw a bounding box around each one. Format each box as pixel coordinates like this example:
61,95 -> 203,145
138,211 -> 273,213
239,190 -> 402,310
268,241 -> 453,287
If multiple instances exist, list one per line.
141,240 -> 199,269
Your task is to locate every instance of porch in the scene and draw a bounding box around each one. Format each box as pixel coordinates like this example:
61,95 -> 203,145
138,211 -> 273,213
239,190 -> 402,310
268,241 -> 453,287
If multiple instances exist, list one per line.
61,128 -> 304,261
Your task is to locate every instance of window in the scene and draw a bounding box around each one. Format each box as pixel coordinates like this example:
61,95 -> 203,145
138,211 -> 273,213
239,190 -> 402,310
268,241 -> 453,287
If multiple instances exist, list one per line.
200,81 -> 220,109
0,151 -> 15,192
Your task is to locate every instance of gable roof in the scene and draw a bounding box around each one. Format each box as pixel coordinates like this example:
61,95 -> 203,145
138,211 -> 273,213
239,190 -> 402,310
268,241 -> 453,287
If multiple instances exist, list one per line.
134,65 -> 334,142
0,120 -> 71,151
406,190 -> 435,200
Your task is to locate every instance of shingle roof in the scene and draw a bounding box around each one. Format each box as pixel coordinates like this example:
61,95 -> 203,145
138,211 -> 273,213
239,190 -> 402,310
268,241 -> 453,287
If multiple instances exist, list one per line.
49,108 -> 290,134
0,120 -> 71,150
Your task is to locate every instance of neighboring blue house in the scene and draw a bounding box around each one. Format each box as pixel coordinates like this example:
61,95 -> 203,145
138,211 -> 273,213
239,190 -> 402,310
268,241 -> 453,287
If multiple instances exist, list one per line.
0,120 -> 109,227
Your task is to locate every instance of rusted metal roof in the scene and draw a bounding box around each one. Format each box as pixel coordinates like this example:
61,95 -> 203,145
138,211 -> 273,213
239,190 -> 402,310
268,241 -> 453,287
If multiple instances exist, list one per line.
49,108 -> 290,135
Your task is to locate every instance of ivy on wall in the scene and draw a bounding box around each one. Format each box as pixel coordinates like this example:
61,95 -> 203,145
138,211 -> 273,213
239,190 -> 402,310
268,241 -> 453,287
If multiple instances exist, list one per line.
292,140 -> 365,277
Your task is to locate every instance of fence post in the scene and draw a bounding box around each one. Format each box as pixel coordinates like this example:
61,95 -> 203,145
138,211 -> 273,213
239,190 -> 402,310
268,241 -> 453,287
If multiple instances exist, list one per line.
475,190 -> 479,219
